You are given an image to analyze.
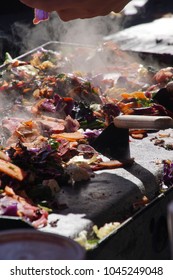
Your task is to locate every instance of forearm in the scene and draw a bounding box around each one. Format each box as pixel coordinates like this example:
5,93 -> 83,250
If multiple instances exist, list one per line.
20,0 -> 131,21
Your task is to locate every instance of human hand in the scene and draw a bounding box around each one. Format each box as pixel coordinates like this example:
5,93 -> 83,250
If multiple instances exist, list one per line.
20,0 -> 130,21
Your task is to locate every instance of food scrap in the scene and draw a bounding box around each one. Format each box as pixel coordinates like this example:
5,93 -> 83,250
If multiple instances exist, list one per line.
74,222 -> 121,250
0,186 -> 48,228
132,195 -> 149,210
33,9 -> 49,25
93,222 -> 121,239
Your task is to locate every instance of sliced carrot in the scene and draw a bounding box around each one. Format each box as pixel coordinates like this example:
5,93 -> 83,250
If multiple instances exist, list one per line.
0,159 -> 26,181
0,151 -> 11,162
118,101 -> 135,115
92,158 -> 134,170
51,131 -> 85,142
121,91 -> 148,100
121,92 -> 130,99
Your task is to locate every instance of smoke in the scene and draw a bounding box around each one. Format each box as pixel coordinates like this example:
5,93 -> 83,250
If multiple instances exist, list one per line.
11,12 -> 121,56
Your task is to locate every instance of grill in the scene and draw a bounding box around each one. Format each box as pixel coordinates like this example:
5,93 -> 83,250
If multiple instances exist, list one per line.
0,41 -> 173,260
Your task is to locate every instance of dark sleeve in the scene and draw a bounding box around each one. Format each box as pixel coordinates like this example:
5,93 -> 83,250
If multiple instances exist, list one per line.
1,0 -> 32,14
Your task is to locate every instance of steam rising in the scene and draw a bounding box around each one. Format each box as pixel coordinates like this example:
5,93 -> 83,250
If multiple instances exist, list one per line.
12,12 -> 121,55
0,12 -> 121,140
0,10 -> 150,141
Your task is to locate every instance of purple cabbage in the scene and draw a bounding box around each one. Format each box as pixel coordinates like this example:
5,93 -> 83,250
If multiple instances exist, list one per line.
84,129 -> 102,139
102,103 -> 120,123
133,103 -> 168,116
163,161 -> 173,187
33,9 -> 49,24
3,204 -> 18,216
7,143 -> 64,181
41,99 -> 56,112
40,94 -> 75,116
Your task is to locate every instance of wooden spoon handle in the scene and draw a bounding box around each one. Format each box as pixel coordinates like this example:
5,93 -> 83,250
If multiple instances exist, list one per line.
114,115 -> 173,130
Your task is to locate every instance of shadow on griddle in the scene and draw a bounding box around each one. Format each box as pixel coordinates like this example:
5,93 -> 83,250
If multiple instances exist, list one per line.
57,163 -> 158,226
0,216 -> 33,231
125,161 -> 160,196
